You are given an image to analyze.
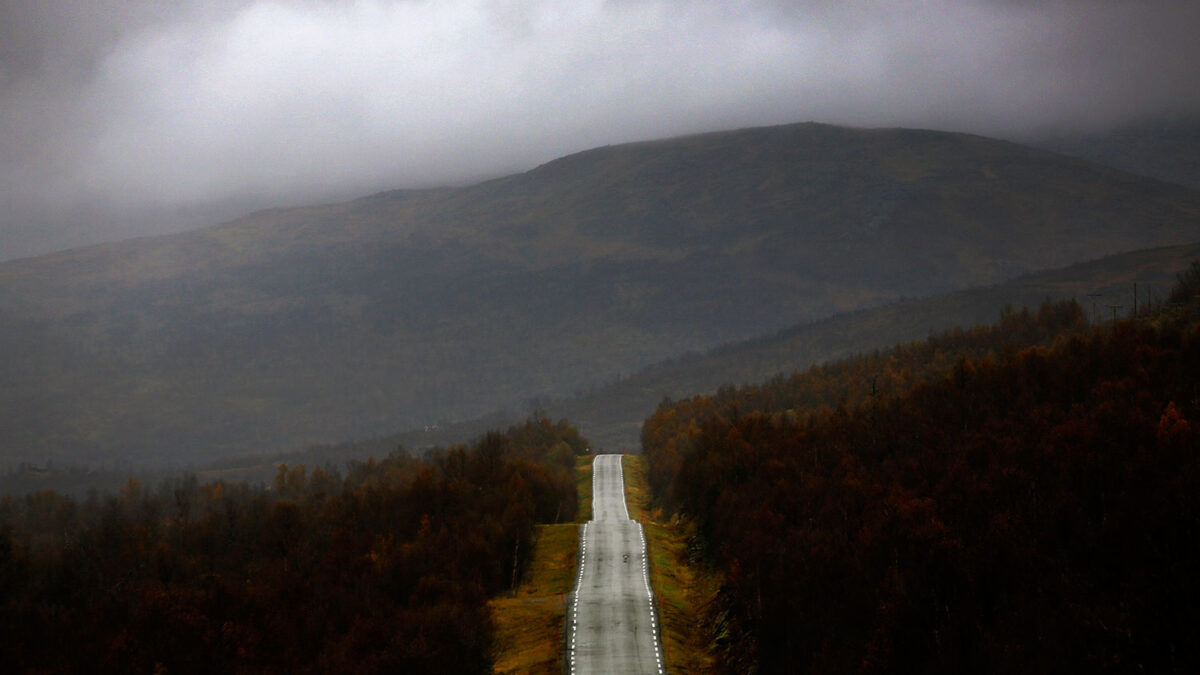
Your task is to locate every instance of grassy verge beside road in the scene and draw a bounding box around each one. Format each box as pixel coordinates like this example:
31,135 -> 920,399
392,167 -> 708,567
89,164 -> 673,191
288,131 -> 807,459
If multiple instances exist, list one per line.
490,523 -> 579,674
624,454 -> 717,674
490,454 -> 592,673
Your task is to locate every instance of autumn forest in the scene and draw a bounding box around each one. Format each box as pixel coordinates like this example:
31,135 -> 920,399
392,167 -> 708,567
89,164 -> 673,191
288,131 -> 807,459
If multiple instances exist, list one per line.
642,264 -> 1200,673
0,418 -> 585,673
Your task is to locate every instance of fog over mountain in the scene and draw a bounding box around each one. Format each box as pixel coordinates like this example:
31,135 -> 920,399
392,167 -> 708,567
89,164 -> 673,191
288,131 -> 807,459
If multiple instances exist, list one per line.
3,0 -> 1199,260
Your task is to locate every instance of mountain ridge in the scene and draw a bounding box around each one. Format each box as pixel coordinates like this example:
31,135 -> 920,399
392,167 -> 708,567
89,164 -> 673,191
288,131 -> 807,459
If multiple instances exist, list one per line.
3,121 -> 1200,466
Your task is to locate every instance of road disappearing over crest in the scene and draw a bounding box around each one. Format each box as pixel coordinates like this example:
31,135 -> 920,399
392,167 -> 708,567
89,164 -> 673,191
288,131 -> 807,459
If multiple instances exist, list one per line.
567,454 -> 665,674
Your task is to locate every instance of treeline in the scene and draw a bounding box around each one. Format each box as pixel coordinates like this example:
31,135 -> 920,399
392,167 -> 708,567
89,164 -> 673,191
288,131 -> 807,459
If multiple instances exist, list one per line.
644,299 -> 1087,505
0,416 -> 586,674
643,273 -> 1200,673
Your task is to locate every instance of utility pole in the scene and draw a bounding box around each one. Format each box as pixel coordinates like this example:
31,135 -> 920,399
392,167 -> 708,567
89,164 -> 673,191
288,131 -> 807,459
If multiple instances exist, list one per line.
1108,304 -> 1123,322
1133,282 -> 1138,315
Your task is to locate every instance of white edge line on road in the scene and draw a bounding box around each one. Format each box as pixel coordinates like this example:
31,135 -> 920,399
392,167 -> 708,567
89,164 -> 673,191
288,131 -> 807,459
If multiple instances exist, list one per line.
568,520 -> 587,674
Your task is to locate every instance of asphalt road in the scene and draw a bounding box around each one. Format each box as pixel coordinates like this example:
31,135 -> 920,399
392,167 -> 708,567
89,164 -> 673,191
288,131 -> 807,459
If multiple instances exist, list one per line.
567,454 -> 665,675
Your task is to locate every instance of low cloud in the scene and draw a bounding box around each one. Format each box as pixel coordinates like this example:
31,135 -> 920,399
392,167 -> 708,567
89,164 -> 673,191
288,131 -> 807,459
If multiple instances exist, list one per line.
2,0 -> 1199,258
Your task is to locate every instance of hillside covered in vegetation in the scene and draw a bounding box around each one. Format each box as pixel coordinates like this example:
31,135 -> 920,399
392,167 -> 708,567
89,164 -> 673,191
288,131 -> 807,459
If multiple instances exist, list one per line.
642,265 -> 1200,673
5,123 -> 1200,467
0,417 -> 585,674
183,239 -> 1199,485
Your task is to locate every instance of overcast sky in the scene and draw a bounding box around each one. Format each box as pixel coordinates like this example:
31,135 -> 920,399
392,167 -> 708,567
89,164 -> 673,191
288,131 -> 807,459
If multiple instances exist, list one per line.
2,0 -> 1199,260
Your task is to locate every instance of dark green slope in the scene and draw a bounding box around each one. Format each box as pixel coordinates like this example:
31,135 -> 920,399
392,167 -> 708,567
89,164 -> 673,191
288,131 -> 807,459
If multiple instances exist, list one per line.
227,240 -> 1200,480
2,122 -> 1200,465
543,241 -> 1200,451
454,123 -> 1200,288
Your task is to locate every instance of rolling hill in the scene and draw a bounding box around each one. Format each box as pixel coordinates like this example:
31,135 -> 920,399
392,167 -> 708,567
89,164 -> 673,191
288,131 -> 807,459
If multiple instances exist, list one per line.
261,240 -> 1199,473
544,241 -> 1200,450
3,122 -> 1200,466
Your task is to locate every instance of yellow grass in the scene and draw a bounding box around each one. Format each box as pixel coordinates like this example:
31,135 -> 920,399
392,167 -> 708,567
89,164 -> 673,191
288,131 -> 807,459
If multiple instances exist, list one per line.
624,454 -> 718,674
490,455 -> 592,674
493,453 -> 721,673
490,523 -> 578,674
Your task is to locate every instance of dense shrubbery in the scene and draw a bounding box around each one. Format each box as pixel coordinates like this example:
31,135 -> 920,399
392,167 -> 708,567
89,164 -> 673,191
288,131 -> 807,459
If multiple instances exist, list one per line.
644,292 -> 1200,673
0,416 -> 585,674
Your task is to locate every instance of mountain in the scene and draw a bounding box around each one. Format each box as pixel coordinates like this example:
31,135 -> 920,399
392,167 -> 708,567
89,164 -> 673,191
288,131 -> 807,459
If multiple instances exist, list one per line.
3,122 -> 1200,466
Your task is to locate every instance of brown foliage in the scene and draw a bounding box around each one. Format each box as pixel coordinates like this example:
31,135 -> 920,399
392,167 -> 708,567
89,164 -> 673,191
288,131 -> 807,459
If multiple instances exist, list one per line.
0,417 -> 584,673
645,301 -> 1200,673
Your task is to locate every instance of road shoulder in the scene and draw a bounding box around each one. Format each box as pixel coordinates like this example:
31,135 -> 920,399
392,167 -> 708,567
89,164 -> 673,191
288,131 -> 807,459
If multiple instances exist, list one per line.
623,454 -> 719,674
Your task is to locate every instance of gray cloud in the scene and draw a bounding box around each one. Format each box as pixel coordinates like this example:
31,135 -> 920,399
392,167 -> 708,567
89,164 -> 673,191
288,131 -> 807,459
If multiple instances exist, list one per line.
2,0 -> 1199,259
